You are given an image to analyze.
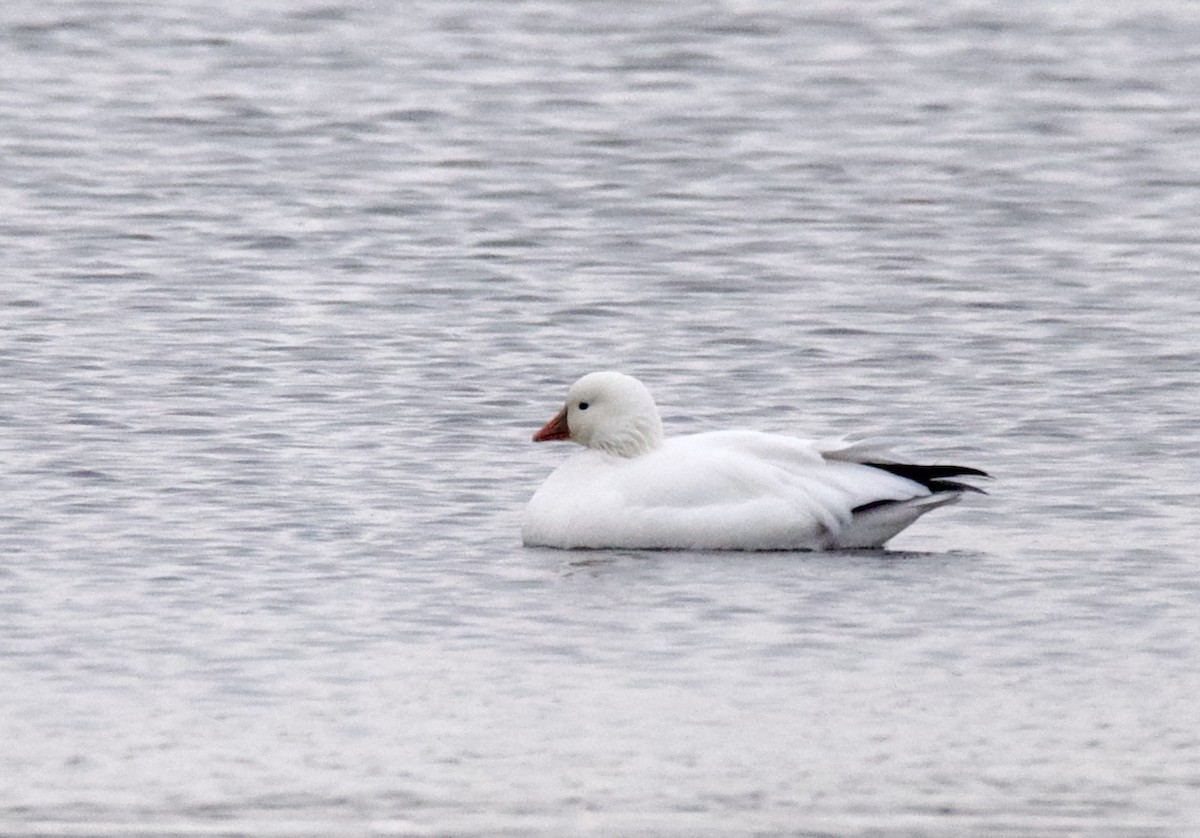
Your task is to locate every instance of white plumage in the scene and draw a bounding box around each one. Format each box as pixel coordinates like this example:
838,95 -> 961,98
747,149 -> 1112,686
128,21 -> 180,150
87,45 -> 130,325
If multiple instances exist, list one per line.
523,372 -> 986,550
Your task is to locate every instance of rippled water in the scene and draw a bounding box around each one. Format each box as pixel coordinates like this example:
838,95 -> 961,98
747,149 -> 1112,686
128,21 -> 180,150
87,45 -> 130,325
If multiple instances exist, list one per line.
3,1 -> 1199,835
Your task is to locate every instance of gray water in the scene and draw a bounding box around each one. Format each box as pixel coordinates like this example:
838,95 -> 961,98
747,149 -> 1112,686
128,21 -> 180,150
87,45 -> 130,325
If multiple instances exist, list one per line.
2,0 -> 1199,835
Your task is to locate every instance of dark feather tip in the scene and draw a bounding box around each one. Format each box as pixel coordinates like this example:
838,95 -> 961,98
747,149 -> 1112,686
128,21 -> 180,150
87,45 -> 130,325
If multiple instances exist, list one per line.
864,462 -> 991,494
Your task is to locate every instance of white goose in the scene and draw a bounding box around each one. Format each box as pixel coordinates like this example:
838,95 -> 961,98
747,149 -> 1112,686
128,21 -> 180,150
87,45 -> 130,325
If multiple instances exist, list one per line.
522,372 -> 987,550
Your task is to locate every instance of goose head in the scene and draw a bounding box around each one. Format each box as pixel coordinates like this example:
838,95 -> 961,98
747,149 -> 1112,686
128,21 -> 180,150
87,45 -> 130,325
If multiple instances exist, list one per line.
532,371 -> 665,458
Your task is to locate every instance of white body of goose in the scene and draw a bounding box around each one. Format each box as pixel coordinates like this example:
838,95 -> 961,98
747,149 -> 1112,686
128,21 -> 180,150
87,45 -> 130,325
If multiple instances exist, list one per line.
522,372 -> 986,550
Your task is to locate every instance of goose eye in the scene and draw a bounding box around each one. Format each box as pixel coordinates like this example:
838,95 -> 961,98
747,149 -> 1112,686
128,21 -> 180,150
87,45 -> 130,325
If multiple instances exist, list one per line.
578,401 -> 589,410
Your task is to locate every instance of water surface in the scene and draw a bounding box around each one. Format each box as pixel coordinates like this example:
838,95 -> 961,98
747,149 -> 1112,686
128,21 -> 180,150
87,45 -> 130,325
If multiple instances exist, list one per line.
2,1 -> 1198,835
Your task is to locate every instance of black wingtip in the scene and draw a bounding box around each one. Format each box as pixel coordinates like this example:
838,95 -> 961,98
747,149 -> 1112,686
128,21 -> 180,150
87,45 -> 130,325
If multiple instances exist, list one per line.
863,462 -> 991,494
